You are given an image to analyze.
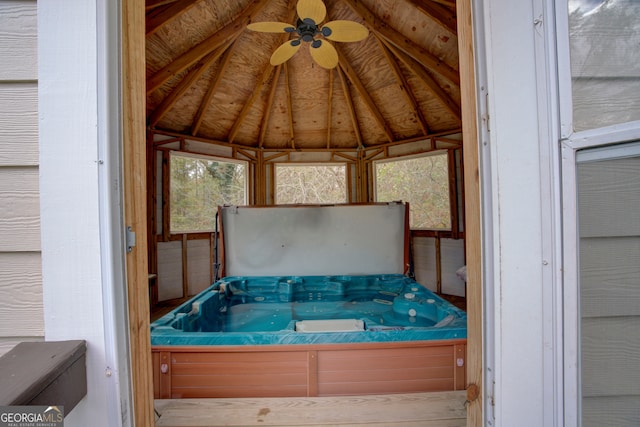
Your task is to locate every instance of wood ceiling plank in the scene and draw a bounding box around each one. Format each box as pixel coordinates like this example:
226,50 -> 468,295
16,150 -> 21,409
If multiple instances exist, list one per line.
227,64 -> 277,144
259,64 -> 283,148
146,0 -> 201,36
383,39 -> 461,122
326,69 -> 334,149
284,62 -> 295,148
148,48 -> 222,127
146,0 -> 181,11
406,0 -> 457,34
231,0 -> 298,146
337,45 -> 395,143
336,66 -> 363,149
146,0 -> 271,94
191,45 -> 237,136
376,37 -> 430,136
340,0 -> 460,86
431,0 -> 457,8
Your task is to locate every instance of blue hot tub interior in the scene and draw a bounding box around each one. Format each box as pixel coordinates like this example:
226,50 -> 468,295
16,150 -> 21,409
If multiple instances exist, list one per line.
150,274 -> 467,345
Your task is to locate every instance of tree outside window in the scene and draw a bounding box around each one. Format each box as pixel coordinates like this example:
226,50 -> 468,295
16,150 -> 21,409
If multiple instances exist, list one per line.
170,153 -> 247,233
374,153 -> 451,230
275,164 -> 347,204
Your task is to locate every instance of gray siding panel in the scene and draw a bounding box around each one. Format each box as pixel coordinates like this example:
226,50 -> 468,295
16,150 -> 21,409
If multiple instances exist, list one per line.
0,252 -> 44,336
0,1 -> 37,81
0,83 -> 38,166
578,147 -> 640,425
0,167 -> 40,252
0,0 -> 42,356
578,157 -> 640,238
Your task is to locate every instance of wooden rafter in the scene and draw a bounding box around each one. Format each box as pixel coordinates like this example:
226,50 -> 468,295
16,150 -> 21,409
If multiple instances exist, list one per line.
336,66 -> 363,149
430,0 -> 457,8
146,0 -> 201,36
148,48 -> 222,127
152,127 -> 463,153
146,0 -> 271,94
235,148 -> 257,161
332,151 -> 357,161
340,0 -> 460,86
406,0 -> 457,34
227,63 -> 277,144
376,37 -> 430,136
383,39 -> 461,122
284,62 -> 295,149
258,65 -> 282,148
145,0 -> 181,10
337,46 -> 394,143
241,0 -> 298,147
326,69 -> 334,149
190,45 -> 237,136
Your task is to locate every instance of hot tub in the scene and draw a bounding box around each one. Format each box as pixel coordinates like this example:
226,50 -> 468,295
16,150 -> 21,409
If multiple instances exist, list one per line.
151,274 -> 466,345
151,204 -> 467,398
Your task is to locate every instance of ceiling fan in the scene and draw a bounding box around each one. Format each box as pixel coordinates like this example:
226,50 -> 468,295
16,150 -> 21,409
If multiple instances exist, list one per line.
247,0 -> 369,69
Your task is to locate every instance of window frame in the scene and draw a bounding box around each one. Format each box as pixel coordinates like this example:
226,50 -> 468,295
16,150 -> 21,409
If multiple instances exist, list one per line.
372,150 -> 456,232
168,151 -> 248,234
556,1 -> 640,425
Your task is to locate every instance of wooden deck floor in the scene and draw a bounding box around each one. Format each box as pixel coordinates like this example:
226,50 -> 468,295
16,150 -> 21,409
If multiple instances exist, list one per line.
155,391 -> 467,426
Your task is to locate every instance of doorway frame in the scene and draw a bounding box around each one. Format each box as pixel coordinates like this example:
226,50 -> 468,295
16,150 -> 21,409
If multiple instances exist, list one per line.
121,1 -> 483,425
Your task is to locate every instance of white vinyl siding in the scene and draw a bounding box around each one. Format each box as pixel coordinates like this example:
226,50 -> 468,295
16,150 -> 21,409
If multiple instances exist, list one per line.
0,0 -> 42,355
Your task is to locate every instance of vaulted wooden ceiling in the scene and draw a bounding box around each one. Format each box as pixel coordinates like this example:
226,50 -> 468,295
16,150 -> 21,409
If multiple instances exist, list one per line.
145,0 -> 460,151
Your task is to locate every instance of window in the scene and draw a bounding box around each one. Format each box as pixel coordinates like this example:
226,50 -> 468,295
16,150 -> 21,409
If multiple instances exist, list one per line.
568,0 -> 640,131
275,164 -> 347,204
561,2 -> 640,425
170,152 -> 247,233
374,152 -> 451,230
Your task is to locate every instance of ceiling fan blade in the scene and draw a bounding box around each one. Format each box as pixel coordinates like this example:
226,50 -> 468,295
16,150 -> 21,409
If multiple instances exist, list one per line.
322,20 -> 369,42
270,40 -> 302,65
247,22 -> 295,33
310,39 -> 338,69
297,0 -> 326,24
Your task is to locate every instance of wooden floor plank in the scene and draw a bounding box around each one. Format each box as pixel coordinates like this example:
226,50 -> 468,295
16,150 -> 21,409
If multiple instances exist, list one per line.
155,391 -> 467,426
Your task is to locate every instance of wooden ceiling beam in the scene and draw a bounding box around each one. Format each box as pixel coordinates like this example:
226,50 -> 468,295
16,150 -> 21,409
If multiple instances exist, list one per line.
340,0 -> 460,86
376,37 -> 430,136
145,0 -> 181,11
336,66 -> 363,149
146,0 -> 201,36
406,0 -> 457,34
148,48 -> 221,127
227,63 -> 277,144
326,69 -> 334,149
191,44 -> 237,136
146,0 -> 271,94
258,64 -> 282,148
230,0 -> 298,147
283,62 -> 295,149
429,0 -> 457,8
383,39 -> 461,122
337,46 -> 394,143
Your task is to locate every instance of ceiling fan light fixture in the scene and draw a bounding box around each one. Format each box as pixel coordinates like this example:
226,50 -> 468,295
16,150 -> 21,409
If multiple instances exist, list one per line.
247,0 -> 368,69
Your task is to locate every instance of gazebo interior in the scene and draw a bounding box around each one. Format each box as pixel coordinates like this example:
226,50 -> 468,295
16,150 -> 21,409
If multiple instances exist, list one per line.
145,0 -> 467,311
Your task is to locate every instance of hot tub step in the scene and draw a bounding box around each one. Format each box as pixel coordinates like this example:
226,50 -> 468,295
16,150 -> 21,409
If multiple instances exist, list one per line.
295,319 -> 365,332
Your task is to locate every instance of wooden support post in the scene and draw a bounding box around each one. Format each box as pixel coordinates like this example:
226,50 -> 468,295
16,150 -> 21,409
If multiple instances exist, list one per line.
182,234 -> 189,298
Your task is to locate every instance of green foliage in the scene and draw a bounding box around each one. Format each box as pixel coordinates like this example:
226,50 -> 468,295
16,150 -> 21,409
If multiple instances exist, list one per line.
375,154 -> 451,229
170,155 -> 246,232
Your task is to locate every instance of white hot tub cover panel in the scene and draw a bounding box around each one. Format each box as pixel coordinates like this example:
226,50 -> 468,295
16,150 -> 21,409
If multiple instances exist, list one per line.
220,203 -> 407,277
